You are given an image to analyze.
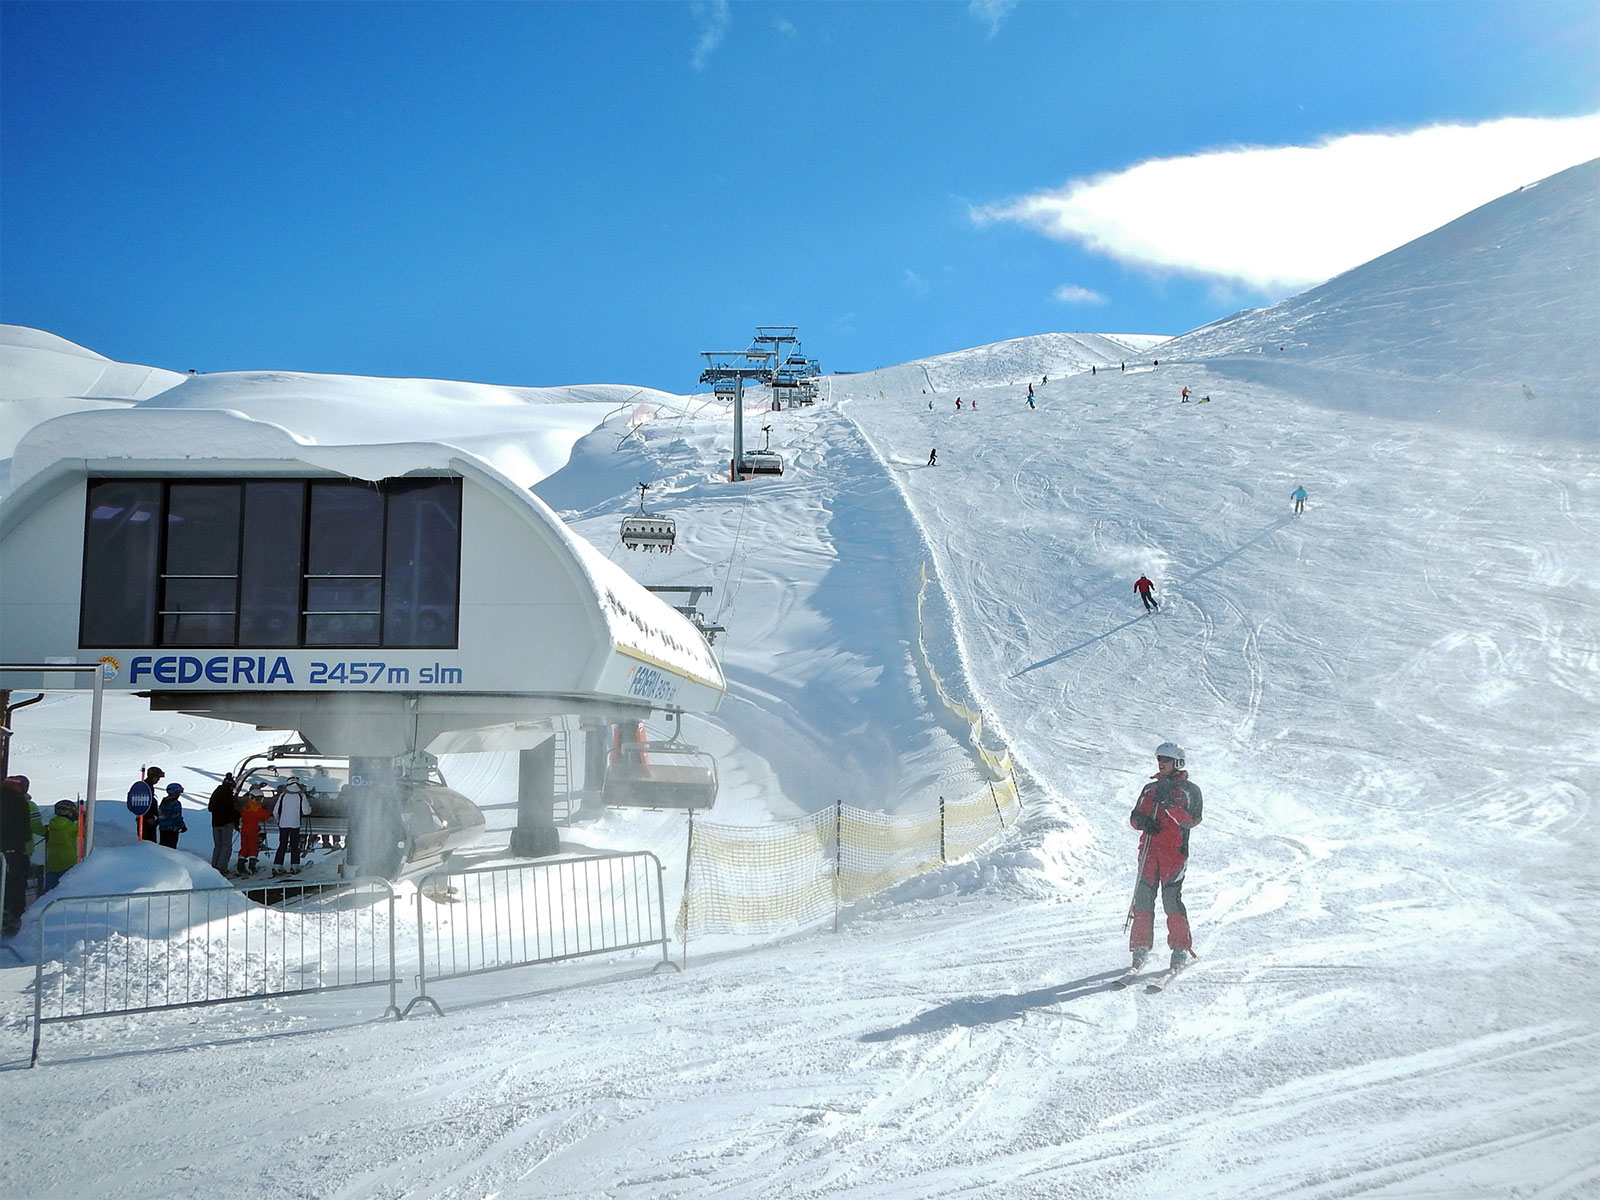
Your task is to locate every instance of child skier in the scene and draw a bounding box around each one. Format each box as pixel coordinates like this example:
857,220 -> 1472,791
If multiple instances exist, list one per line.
41,800 -> 80,894
156,783 -> 188,848
237,784 -> 271,875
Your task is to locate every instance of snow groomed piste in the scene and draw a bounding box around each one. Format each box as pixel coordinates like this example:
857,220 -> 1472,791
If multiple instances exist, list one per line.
1,158 -> 1598,1197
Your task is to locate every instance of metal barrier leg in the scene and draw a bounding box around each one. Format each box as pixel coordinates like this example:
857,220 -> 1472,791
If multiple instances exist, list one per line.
400,992 -> 445,1019
401,883 -> 443,1018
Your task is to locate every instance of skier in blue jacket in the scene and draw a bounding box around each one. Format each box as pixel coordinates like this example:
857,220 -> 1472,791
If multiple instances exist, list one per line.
156,783 -> 188,849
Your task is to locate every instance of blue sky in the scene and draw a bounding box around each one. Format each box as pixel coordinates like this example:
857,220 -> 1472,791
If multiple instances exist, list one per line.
2,1 -> 1596,392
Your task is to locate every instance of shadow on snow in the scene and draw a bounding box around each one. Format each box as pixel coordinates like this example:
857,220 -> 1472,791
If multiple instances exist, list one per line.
857,968 -> 1129,1041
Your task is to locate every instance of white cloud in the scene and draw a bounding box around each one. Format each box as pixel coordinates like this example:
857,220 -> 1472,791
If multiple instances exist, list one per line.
691,0 -> 731,72
1052,284 -> 1107,305
973,115 -> 1600,292
903,270 -> 930,298
776,18 -> 797,38
968,0 -> 1016,38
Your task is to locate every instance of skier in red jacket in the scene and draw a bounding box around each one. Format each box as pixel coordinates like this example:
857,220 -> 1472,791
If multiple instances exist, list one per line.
1127,741 -> 1203,971
1133,574 -> 1159,612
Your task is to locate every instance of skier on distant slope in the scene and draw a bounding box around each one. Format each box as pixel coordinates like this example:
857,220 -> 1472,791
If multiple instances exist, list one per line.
1134,574 -> 1159,613
1126,742 -> 1203,973
1290,485 -> 1308,515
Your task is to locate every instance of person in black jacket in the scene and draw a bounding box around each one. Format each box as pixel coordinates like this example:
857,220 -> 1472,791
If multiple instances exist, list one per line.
207,773 -> 239,873
2,775 -> 46,936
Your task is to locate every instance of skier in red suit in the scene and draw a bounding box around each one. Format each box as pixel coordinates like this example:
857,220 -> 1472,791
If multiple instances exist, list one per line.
1127,741 -> 1203,971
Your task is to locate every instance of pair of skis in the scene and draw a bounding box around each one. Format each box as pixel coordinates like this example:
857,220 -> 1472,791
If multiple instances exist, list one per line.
1113,958 -> 1192,993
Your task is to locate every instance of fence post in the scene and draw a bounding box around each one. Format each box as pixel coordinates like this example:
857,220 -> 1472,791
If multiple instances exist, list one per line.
939,796 -> 947,863
30,889 -> 45,1066
832,799 -> 843,934
650,851 -> 679,973
402,878 -> 445,1018
680,808 -> 695,970
990,780 -> 1006,829
384,884 -> 400,1018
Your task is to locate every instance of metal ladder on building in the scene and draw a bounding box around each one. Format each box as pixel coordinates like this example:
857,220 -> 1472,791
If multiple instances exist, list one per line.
552,723 -> 573,824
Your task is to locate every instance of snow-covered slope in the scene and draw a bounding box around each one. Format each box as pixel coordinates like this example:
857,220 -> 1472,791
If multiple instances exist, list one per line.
1158,157 -> 1600,439
2,162 -> 1598,1198
849,330 -> 1167,396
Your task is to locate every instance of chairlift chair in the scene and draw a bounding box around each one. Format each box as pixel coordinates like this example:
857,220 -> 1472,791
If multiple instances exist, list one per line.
619,482 -> 676,552
736,425 -> 786,478
602,714 -> 718,810
231,744 -> 485,881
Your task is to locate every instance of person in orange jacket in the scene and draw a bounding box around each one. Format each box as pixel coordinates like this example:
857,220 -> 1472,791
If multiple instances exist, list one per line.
235,784 -> 272,876
1127,742 -> 1203,971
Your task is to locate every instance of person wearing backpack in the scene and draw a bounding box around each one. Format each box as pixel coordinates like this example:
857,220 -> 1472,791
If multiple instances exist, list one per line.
271,779 -> 311,875
156,783 -> 189,849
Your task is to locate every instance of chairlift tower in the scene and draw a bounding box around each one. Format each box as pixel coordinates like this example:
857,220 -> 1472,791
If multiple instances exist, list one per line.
753,326 -> 800,366
700,350 -> 774,481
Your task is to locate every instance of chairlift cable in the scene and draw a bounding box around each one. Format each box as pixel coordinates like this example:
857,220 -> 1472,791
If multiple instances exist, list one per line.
713,472 -> 756,625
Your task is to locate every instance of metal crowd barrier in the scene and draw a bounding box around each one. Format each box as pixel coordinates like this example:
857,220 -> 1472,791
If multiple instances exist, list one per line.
29,877 -> 398,1065
405,851 -> 675,1017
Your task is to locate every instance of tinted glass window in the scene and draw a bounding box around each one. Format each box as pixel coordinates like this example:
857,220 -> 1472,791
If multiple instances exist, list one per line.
161,484 -> 241,645
304,483 -> 384,646
239,481 -> 305,646
81,480 -> 162,646
161,578 -> 237,645
164,484 -> 241,576
79,475 -> 461,650
307,483 -> 383,576
383,479 -> 462,647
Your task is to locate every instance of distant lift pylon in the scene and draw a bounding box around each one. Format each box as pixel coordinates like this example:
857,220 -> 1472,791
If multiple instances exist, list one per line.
620,482 -> 676,552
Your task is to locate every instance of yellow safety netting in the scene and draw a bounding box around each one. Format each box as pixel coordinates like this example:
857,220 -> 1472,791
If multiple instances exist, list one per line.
676,776 -> 1022,939
674,564 -> 1023,942
916,564 -> 1012,780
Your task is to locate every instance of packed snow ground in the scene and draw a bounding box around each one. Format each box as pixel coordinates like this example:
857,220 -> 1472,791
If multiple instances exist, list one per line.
1,165 -> 1598,1199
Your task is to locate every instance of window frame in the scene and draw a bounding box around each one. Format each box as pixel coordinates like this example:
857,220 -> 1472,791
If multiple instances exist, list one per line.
78,475 -> 464,651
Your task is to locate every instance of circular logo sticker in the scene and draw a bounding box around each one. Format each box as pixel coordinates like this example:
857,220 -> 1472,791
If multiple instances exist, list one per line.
99,656 -> 120,681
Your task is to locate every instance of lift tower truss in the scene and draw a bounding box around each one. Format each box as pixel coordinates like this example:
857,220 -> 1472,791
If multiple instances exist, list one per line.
699,350 -> 774,480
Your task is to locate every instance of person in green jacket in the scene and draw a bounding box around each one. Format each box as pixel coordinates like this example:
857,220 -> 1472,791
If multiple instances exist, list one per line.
42,800 -> 80,895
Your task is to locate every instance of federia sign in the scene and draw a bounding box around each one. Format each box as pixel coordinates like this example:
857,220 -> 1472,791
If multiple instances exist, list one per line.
129,655 -> 295,684
125,655 -> 466,687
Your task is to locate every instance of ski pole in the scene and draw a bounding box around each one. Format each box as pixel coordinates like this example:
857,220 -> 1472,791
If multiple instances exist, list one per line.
1123,823 -> 1153,934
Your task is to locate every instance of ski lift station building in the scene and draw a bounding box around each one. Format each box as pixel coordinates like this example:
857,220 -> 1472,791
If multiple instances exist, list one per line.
0,407 -> 726,859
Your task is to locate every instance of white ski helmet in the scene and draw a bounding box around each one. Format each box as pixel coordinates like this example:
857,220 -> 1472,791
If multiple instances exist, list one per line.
1155,741 -> 1185,768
